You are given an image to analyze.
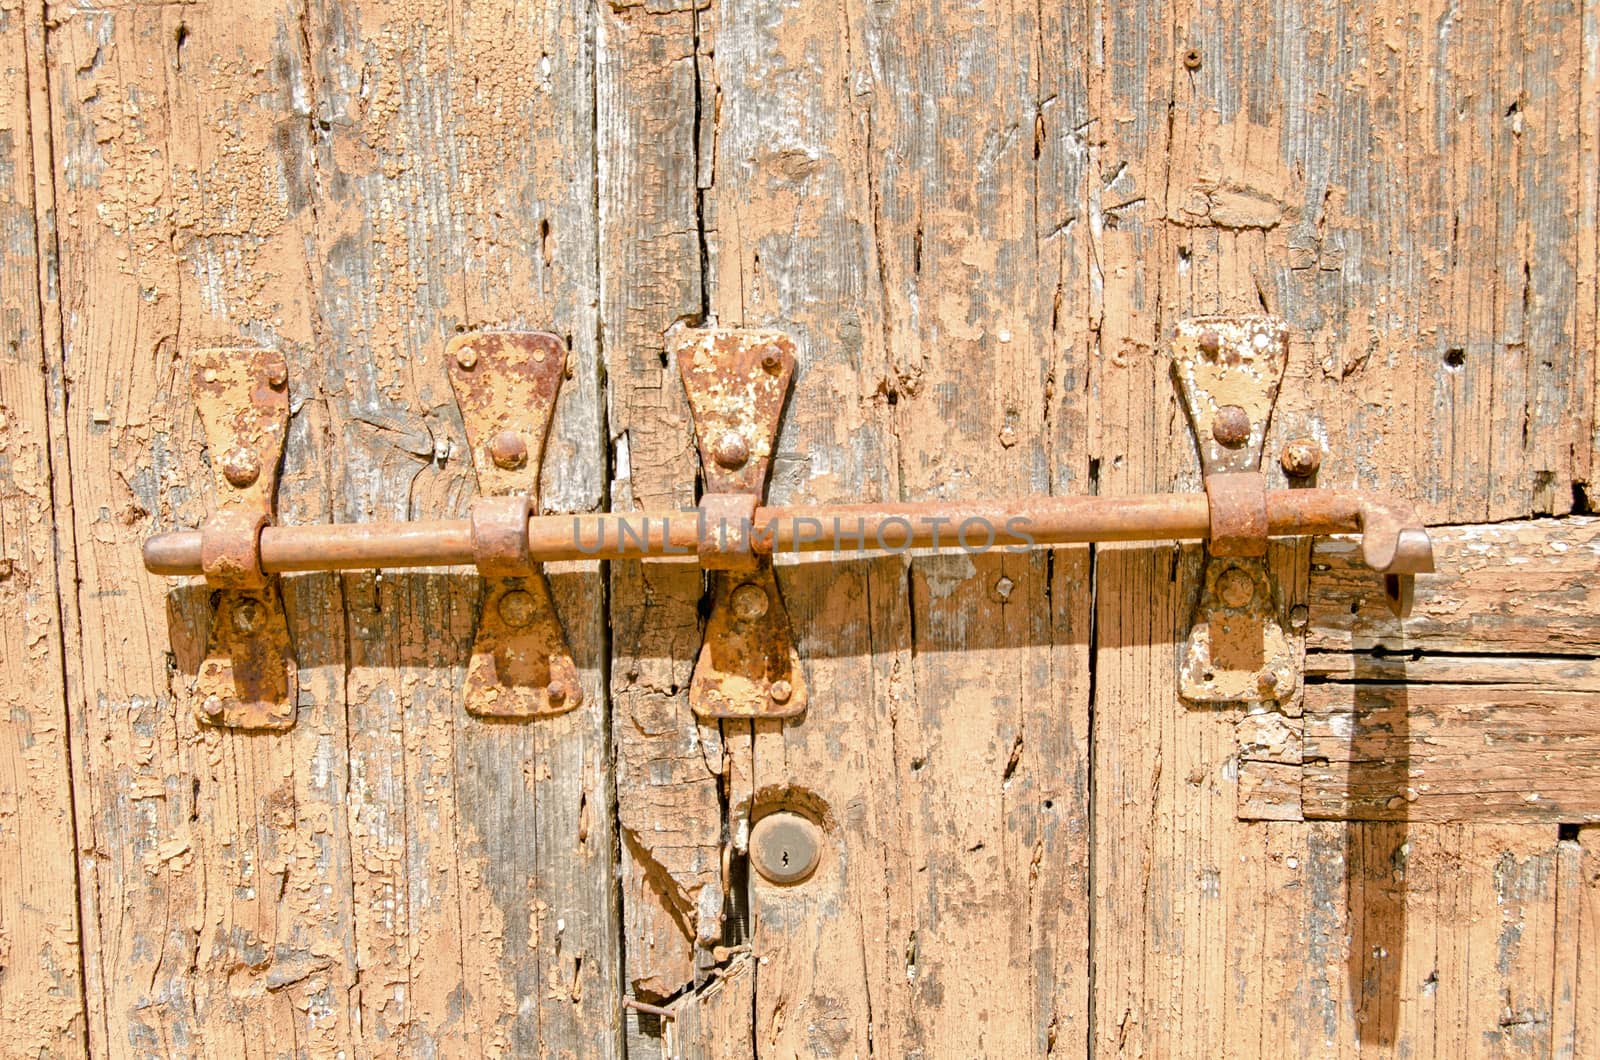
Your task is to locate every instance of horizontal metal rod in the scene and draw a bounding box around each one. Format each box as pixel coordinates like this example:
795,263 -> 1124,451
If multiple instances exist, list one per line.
142,490 -> 1390,577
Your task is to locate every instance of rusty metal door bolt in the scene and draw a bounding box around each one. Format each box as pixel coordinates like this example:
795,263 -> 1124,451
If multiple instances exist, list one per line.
147,319 -> 1433,719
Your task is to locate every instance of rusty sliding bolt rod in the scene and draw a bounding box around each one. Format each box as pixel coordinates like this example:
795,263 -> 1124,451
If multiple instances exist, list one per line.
143,488 -> 1430,577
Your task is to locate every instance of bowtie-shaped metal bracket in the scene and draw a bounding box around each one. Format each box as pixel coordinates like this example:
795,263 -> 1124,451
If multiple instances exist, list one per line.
190,348 -> 297,730
672,324 -> 807,721
1172,316 -> 1433,705
447,330 -> 582,720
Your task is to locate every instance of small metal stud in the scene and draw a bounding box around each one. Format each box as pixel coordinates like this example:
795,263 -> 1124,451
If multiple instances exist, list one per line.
489,430 -> 528,470
1216,566 -> 1255,608
731,583 -> 769,620
1212,405 -> 1251,448
712,431 -> 750,470
222,447 -> 261,488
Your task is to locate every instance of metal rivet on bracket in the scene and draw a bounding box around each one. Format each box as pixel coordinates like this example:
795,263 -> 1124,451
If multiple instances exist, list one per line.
191,348 -> 297,730
447,330 -> 582,720
672,323 -> 806,721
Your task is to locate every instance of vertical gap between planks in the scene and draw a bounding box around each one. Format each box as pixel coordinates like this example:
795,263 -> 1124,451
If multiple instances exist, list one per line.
21,0 -> 94,1051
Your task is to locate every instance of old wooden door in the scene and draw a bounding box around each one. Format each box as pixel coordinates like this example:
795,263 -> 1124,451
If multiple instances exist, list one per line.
3,0 -> 1598,1056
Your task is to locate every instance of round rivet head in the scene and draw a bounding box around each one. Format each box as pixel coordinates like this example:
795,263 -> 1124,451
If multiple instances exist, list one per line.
1257,670 -> 1280,694
761,351 -> 783,374
730,583 -> 770,620
233,598 -> 263,633
1198,329 -> 1221,357
488,430 -> 528,470
455,346 -> 478,369
498,589 -> 536,628
202,696 -> 225,719
221,446 -> 261,488
750,812 -> 822,885
769,679 -> 793,704
547,682 -> 567,706
712,431 -> 749,470
265,360 -> 288,389
1216,566 -> 1255,608
1212,405 -> 1251,448
1280,438 -> 1322,478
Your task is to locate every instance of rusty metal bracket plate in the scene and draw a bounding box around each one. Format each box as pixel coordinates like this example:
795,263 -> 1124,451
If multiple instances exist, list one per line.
191,348 -> 296,730
1171,315 -> 1288,476
1178,557 -> 1296,703
1172,317 -> 1295,705
672,325 -> 806,720
447,330 -> 581,720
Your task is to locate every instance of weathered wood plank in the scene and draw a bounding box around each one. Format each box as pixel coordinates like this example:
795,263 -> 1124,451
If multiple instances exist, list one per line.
1308,518 -> 1600,657
1222,822 -> 1574,1057
1303,679 -> 1600,822
594,1 -> 724,1019
1554,825 -> 1600,1059
296,0 -> 617,1052
45,0 -> 618,1053
45,3 -> 362,1053
0,1 -> 85,1053
691,0 -> 1093,1053
665,956 -> 754,1060
1087,0 -> 1592,1048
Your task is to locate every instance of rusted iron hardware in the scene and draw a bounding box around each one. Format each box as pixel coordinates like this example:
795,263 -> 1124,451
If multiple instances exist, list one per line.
672,324 -> 807,721
448,330 -> 582,720
148,325 -> 1435,715
1171,316 -> 1433,705
190,348 -> 297,730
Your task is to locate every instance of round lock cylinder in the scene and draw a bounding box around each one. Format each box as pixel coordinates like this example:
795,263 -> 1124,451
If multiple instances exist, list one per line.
749,811 -> 822,885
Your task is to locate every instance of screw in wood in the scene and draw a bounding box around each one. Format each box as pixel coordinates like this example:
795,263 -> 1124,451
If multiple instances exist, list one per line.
750,811 -> 821,885
1212,405 -> 1251,448
1183,47 -> 1203,70
713,431 -> 750,469
221,446 -> 261,488
488,430 -> 528,470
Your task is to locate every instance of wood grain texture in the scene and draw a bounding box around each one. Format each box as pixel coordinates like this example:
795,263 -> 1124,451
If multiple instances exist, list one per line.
0,1 -> 85,1054
595,1 -> 726,1017
8,0 -> 1598,1056
698,0 -> 1093,1054
1083,0 -> 1595,1053
42,0 -> 617,1055
1240,520 -> 1600,825
1308,518 -> 1600,657
1304,678 -> 1600,822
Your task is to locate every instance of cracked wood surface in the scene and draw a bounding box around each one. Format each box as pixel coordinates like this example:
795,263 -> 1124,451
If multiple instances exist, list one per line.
0,1 -> 84,1053
32,0 -> 617,1055
6,0 -> 1600,1057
